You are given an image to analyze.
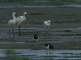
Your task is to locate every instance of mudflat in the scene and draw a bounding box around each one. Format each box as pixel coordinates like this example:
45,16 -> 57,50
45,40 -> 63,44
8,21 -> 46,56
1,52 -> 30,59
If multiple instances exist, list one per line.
0,7 -> 81,28
0,7 -> 81,20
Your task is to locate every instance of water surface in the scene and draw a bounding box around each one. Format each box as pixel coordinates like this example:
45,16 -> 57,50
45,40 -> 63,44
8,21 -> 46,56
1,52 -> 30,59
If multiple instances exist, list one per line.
0,49 -> 81,60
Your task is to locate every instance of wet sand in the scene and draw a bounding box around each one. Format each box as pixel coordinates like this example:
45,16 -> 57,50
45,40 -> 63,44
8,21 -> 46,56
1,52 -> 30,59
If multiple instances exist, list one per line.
0,7 -> 81,21
0,27 -> 81,50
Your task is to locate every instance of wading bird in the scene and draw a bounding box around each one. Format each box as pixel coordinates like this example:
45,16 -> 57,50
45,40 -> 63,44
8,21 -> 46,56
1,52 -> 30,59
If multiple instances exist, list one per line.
43,20 -> 51,37
16,12 -> 27,36
7,12 -> 17,39
43,43 -> 54,56
32,34 -> 39,45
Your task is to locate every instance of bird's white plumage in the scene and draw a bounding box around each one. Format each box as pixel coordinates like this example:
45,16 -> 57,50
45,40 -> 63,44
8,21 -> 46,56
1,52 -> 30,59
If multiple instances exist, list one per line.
16,12 -> 27,25
43,45 -> 49,49
43,20 -> 51,28
7,12 -> 17,27
16,12 -> 27,36
7,12 -> 17,38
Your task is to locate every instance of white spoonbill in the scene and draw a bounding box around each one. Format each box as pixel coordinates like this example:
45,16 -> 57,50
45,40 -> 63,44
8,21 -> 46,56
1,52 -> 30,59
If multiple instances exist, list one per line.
43,20 -> 51,37
16,12 -> 27,36
7,12 -> 17,38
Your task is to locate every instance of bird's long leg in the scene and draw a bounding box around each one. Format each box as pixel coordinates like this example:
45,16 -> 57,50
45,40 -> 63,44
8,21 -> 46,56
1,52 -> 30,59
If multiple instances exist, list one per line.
45,26 -> 48,37
19,24 -> 21,36
44,27 -> 45,37
9,27 -> 10,39
46,49 -> 47,56
48,27 -> 50,37
47,27 -> 50,38
49,49 -> 51,56
52,49 -> 54,56
47,28 -> 49,37
33,40 -> 37,46
32,40 -> 35,46
12,27 -> 15,39
45,28 -> 46,37
49,49 -> 54,56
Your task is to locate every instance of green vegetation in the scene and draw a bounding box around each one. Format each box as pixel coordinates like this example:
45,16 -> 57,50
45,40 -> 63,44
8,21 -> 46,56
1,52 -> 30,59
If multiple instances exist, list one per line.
5,49 -> 29,60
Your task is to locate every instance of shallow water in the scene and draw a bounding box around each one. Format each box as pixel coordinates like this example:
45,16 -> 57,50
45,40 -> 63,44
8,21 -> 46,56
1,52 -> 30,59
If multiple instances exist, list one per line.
0,27 -> 81,43
0,27 -> 81,60
0,49 -> 81,60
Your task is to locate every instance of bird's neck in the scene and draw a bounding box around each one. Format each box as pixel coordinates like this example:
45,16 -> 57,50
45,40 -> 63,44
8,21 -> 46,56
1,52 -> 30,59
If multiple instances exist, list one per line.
48,45 -> 49,48
48,22 -> 51,24
23,14 -> 26,17
12,14 -> 16,19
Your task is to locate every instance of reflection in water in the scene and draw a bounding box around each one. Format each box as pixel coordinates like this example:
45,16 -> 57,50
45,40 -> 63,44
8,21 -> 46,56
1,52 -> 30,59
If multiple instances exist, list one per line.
0,27 -> 81,60
0,49 -> 81,60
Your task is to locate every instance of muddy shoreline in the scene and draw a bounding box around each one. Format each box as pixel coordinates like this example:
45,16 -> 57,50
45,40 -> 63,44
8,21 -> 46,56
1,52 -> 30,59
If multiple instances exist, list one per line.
0,7 -> 81,21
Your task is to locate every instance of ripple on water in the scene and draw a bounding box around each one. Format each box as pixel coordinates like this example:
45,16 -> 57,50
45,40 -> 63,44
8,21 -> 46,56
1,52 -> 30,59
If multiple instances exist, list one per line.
0,49 -> 80,60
